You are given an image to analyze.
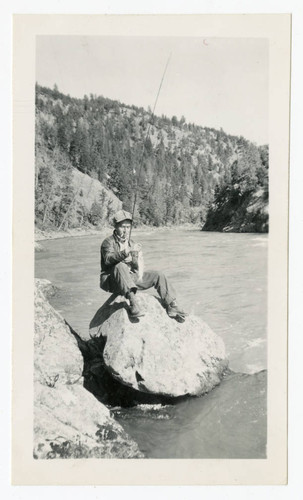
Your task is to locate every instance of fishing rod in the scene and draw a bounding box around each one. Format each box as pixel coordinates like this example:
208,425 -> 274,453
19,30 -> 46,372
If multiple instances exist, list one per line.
129,52 -> 172,242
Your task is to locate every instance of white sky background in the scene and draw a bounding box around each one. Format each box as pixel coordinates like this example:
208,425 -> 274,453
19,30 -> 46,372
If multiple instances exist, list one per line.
36,36 -> 268,145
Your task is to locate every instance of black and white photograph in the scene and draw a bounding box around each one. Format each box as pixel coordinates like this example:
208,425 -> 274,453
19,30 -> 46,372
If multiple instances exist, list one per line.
12,13 -> 290,486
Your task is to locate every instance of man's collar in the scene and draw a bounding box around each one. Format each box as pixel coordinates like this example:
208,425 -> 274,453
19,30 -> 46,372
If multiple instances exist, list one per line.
113,230 -> 127,244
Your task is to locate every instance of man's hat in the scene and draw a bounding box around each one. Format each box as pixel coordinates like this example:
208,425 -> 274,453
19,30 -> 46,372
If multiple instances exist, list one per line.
113,210 -> 133,225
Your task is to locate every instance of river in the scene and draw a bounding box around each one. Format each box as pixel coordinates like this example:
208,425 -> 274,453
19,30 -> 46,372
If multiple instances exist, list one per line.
35,229 -> 267,458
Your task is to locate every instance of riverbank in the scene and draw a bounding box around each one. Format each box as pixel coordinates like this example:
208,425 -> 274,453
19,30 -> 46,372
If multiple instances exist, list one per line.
35,223 -> 202,242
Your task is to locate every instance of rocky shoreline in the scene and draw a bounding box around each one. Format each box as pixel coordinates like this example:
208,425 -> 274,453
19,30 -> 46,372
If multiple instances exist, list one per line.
35,226 -> 107,242
34,223 -> 202,243
34,279 -> 143,459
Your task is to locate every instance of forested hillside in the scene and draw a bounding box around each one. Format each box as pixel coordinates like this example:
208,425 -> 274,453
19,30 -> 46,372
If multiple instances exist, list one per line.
35,83 -> 269,232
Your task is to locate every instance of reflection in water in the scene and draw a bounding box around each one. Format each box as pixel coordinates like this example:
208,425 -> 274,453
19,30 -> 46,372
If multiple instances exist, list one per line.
35,230 -> 267,458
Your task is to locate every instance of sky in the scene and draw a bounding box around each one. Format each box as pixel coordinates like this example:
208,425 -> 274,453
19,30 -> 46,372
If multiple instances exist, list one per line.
36,36 -> 269,145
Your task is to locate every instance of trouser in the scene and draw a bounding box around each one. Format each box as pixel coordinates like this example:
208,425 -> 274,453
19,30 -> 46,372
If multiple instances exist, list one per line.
101,262 -> 176,306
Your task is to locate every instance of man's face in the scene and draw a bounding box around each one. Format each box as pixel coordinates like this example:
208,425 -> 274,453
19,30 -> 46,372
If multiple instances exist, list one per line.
115,220 -> 132,240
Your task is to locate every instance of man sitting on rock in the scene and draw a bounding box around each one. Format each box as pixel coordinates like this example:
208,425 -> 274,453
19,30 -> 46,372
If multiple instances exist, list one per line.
100,210 -> 187,319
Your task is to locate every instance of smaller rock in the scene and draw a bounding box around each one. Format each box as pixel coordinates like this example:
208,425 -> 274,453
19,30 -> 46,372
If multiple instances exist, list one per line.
34,382 -> 143,459
35,278 -> 58,299
35,242 -> 44,252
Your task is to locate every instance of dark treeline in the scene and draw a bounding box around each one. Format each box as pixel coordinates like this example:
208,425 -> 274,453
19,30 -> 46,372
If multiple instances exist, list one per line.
35,83 -> 268,231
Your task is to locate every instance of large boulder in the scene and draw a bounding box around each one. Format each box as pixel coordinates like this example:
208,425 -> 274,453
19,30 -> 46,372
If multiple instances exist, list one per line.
89,293 -> 228,398
34,279 -> 143,459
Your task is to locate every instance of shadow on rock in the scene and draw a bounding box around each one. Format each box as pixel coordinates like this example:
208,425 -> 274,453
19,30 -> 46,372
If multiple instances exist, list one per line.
89,294 -> 128,331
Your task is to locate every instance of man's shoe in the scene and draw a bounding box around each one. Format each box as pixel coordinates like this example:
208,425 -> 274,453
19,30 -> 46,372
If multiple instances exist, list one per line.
128,291 -> 145,318
167,301 -> 188,319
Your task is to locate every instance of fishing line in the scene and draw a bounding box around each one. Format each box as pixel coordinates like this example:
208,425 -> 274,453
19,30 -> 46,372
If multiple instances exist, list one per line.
129,52 -> 172,242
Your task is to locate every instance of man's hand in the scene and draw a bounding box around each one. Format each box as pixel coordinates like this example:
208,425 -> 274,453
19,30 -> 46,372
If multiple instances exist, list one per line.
131,243 -> 142,252
125,242 -> 142,255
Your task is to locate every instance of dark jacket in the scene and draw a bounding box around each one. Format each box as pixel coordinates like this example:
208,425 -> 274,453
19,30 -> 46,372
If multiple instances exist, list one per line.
100,232 -> 135,290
